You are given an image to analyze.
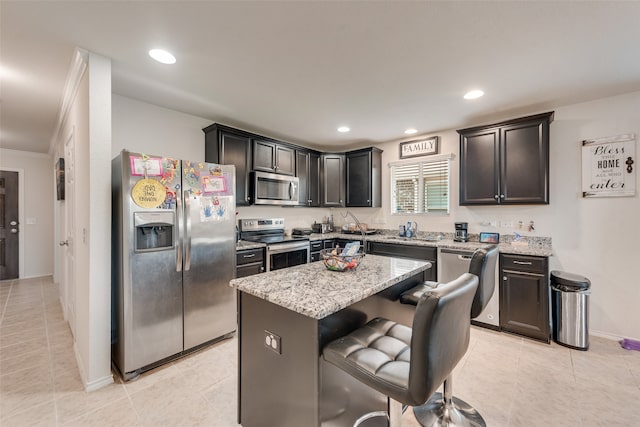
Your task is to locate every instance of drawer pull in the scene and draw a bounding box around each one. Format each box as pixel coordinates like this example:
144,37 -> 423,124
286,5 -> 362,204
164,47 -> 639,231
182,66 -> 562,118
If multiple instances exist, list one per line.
243,254 -> 256,258
513,260 -> 532,265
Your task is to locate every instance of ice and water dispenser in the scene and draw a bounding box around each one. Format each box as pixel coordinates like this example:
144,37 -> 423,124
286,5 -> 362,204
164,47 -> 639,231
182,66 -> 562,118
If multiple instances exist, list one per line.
134,211 -> 175,251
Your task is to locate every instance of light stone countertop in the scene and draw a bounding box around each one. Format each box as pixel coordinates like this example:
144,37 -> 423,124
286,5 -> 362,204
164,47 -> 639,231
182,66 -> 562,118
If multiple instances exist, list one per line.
229,254 -> 431,319
236,232 -> 553,257
235,240 -> 266,251
307,232 -> 553,257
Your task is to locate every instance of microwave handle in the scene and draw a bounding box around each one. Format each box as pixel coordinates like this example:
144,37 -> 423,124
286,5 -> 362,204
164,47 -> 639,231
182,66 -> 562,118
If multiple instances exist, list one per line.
289,181 -> 294,200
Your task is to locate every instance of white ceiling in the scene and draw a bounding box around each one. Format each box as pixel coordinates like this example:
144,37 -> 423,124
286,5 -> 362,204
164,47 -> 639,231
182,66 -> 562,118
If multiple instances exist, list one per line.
2,1 -> 640,154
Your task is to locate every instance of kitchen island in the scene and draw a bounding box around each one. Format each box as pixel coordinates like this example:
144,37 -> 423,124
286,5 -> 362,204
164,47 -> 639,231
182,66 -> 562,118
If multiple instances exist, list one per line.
230,254 -> 431,427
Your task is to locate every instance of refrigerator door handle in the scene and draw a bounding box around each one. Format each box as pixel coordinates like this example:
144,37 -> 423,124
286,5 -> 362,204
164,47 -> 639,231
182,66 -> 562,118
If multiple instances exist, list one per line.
176,188 -> 183,272
184,191 -> 192,271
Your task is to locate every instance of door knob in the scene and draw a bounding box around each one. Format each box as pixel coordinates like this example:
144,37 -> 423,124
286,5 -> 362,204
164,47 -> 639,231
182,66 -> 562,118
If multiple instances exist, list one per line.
11,228 -> 18,234
59,240 -> 69,246
10,220 -> 18,226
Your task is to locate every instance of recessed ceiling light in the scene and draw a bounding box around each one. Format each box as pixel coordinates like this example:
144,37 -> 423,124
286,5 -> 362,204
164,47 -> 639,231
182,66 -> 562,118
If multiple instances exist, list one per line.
464,89 -> 484,100
404,128 -> 418,135
149,49 -> 176,65
337,126 -> 350,133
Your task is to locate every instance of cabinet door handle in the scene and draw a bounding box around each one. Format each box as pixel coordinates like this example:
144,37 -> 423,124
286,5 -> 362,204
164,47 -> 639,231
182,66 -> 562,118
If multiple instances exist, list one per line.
503,276 -> 507,281
243,254 -> 256,258
494,195 -> 499,200
513,260 -> 533,265
500,194 -> 505,199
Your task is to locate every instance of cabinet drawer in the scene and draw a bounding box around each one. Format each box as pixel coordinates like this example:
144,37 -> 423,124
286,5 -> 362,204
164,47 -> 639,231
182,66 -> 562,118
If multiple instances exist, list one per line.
323,240 -> 335,249
236,248 -> 264,266
236,262 -> 264,278
501,254 -> 547,273
310,241 -> 323,251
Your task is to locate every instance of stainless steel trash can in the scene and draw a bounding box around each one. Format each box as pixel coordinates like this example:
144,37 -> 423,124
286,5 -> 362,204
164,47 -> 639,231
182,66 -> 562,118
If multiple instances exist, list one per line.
551,271 -> 591,350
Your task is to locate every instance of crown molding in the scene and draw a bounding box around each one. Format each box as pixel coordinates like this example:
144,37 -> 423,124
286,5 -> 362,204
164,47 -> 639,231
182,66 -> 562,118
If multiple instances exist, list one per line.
48,48 -> 89,156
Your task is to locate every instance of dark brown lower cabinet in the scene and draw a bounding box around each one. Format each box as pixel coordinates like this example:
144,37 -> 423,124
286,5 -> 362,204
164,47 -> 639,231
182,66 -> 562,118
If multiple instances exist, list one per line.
367,241 -> 437,282
499,254 -> 549,342
236,248 -> 265,278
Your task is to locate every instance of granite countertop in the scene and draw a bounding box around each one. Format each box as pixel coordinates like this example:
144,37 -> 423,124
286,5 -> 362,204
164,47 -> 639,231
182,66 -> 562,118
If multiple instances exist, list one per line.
236,231 -> 553,257
229,254 -> 431,319
235,240 -> 266,251
307,232 -> 553,257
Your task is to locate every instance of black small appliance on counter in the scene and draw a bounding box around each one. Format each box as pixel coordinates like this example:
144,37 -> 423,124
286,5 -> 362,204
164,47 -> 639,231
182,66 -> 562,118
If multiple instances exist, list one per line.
292,228 -> 312,236
454,222 -> 468,242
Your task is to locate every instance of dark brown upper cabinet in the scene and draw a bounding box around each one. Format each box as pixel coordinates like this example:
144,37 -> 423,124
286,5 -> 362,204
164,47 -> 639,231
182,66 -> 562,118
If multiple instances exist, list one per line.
296,149 -> 321,207
346,147 -> 382,207
203,124 -> 252,206
321,153 -> 345,207
458,112 -> 553,205
253,140 -> 295,176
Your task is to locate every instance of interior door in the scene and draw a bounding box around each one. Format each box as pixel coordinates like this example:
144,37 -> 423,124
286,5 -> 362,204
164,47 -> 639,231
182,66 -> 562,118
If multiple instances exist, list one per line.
0,170 -> 19,280
64,134 -> 76,335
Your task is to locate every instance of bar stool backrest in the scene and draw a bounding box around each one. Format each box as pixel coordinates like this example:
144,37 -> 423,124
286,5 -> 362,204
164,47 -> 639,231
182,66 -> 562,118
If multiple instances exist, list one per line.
468,245 -> 498,319
407,273 -> 478,406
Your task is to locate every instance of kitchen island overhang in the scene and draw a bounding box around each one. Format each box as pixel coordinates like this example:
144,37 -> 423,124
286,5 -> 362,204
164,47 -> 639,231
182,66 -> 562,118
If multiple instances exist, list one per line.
230,255 -> 432,427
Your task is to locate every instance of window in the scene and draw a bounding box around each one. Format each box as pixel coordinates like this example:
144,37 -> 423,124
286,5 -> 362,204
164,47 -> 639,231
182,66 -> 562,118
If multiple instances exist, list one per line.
390,155 -> 451,214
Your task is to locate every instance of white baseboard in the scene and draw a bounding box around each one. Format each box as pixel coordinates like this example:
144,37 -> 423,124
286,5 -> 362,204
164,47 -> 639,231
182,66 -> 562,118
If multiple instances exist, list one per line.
73,342 -> 114,392
85,374 -> 114,392
20,273 -> 54,280
589,329 -> 638,342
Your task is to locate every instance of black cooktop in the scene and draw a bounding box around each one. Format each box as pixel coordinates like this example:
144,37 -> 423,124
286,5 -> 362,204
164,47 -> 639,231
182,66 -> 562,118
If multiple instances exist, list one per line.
242,235 -> 309,244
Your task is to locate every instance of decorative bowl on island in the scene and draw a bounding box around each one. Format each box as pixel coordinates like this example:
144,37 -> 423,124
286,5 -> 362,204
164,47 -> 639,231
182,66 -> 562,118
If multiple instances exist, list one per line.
320,248 -> 364,272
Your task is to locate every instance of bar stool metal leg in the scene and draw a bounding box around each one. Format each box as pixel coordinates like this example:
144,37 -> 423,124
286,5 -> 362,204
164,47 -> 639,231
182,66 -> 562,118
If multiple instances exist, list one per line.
352,399 -> 404,427
412,376 -> 486,427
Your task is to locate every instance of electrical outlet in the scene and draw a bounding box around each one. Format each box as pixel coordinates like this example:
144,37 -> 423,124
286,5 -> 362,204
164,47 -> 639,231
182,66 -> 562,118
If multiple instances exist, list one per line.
264,330 -> 281,354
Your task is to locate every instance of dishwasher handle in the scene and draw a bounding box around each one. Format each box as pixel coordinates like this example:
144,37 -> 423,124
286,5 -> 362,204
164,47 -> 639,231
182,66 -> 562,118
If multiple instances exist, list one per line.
440,248 -> 475,257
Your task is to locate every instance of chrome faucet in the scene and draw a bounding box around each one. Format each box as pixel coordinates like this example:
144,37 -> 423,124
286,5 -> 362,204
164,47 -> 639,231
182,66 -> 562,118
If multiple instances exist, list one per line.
341,210 -> 367,254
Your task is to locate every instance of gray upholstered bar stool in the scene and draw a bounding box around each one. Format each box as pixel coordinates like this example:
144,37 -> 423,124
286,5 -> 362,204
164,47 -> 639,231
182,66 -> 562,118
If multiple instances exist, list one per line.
323,273 -> 479,427
400,245 -> 498,427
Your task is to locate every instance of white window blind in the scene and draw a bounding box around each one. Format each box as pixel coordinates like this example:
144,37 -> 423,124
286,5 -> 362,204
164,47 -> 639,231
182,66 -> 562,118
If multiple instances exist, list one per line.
391,157 -> 450,214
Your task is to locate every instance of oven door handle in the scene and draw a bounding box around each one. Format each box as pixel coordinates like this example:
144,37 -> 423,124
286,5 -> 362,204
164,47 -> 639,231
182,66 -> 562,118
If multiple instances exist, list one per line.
267,241 -> 309,254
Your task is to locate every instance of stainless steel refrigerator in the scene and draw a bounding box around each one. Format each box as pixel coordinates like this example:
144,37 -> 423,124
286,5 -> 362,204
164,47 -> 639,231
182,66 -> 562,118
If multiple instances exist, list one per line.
112,149 -> 236,380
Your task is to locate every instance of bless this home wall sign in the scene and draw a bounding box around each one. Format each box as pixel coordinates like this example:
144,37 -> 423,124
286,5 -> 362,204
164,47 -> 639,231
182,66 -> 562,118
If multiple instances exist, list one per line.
400,136 -> 439,159
581,133 -> 636,198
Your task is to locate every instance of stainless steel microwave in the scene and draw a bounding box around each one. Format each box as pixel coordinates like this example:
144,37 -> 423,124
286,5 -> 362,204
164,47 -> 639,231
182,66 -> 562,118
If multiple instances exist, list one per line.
252,171 -> 300,205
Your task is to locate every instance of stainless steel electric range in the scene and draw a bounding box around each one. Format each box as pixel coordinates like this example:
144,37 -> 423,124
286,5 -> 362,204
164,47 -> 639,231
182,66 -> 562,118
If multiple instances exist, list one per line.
238,218 -> 310,272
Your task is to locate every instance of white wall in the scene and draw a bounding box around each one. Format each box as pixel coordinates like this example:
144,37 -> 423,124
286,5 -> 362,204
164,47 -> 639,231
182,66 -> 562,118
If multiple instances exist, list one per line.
371,91 -> 640,341
86,52 -> 113,390
0,149 -> 54,278
112,95 -> 211,160
113,91 -> 640,341
111,95 -> 353,227
52,50 -> 113,391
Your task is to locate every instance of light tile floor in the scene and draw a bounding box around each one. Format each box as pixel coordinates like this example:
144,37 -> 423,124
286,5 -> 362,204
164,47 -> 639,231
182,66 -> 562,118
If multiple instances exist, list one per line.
1,276 -> 639,426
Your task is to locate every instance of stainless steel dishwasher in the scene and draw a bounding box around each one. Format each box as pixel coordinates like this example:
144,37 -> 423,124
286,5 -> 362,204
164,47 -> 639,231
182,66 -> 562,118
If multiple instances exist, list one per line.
438,248 -> 500,328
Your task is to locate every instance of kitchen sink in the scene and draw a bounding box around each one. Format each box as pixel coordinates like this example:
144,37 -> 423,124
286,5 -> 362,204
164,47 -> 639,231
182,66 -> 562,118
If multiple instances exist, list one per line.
384,236 -> 441,242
